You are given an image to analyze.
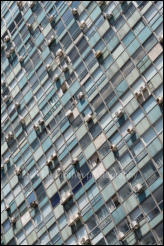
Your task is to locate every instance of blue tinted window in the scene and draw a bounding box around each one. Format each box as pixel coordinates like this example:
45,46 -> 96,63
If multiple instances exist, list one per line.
51,193 -> 60,207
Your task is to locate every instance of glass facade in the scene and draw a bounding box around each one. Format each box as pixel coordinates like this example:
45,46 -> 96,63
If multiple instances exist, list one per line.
1,1 -> 163,245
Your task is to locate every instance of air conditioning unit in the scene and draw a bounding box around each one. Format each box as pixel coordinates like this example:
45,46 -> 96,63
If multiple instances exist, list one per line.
15,102 -> 20,110
18,56 -> 24,63
133,183 -> 143,193
117,231 -> 125,241
97,1 -> 104,6
110,144 -> 117,152
8,132 -> 14,139
79,237 -> 91,245
135,91 -> 142,98
72,158 -> 78,166
2,81 -> 6,87
66,110 -> 73,119
156,96 -> 163,105
130,220 -> 139,230
4,95 -> 9,103
5,136 -> 10,142
10,217 -> 16,225
29,1 -> 35,8
66,56 -> 71,64
20,117 -> 25,125
140,86 -> 150,98
6,52 -> 11,58
30,201 -> 38,208
56,49 -> 63,57
84,114 -> 92,123
54,74 -> 59,81
115,109 -> 123,118
72,8 -> 78,15
17,1 -> 23,8
159,35 -> 163,46
1,42 -> 5,49
5,204 -> 10,212
140,86 -> 147,93
49,15 -> 54,23
48,35 -> 55,46
61,191 -> 72,205
127,127 -> 134,134
62,64 -> 68,72
15,167 -> 22,176
79,21 -> 86,30
38,119 -> 44,125
4,158 -> 9,165
4,35 -> 10,43
34,124 -> 40,131
61,82 -> 68,93
57,167 -> 62,175
10,47 -> 15,54
46,159 -> 52,167
68,212 -> 81,226
78,92 -> 84,100
95,50 -> 102,59
104,13 -> 114,20
27,23 -> 33,31
46,64 -> 52,72
38,25 -> 43,32
51,152 -> 57,160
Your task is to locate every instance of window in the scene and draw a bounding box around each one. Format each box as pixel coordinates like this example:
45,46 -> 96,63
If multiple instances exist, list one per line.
97,172 -> 110,190
35,183 -> 47,202
106,195 -> 120,213
112,195 -> 120,208
86,215 -> 97,232
96,205 -> 108,222
129,207 -> 144,222
89,122 -> 101,139
140,231 -> 156,245
141,161 -> 159,185
68,22 -> 81,41
61,32 -> 72,50
26,192 -> 36,205
142,128 -> 156,145
24,221 -> 34,236
40,233 -> 50,245
79,133 -> 91,149
141,196 -> 159,221
143,34 -> 158,52
16,230 -> 25,244
33,211 -> 42,227
153,150 -> 163,168
131,140 -> 144,157
97,141 -> 110,159
76,37 -> 89,54
108,162 -> 121,180
117,219 -> 130,234
50,193 -> 60,208
118,183 -> 132,202
84,51 -> 97,70
48,223 -> 59,239
153,222 -> 163,241
152,185 -> 163,209
42,202 -> 52,218
3,219 -> 11,233
144,5 -> 157,22
106,229 -> 119,245
115,15 -> 125,30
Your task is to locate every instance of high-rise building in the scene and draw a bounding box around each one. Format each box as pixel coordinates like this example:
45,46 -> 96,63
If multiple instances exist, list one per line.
1,1 -> 163,245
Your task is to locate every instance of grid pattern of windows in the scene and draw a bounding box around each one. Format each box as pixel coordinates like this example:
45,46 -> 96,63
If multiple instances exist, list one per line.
1,1 -> 163,245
